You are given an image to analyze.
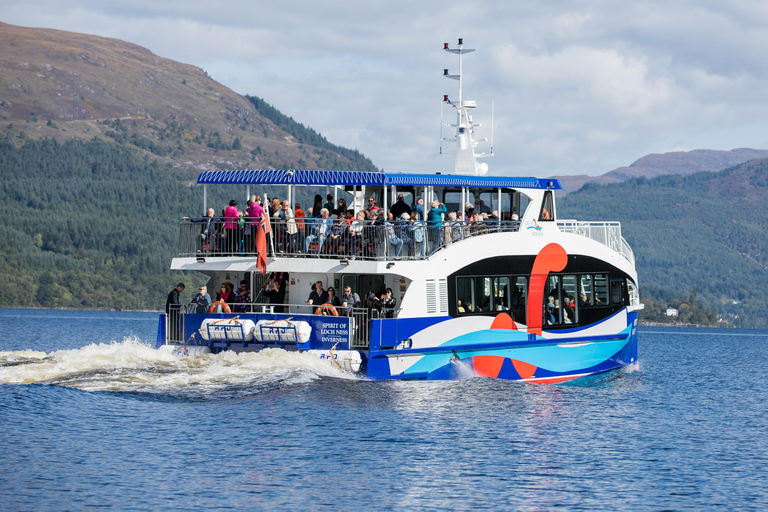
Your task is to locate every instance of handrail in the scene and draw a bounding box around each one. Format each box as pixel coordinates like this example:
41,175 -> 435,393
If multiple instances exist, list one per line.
557,220 -> 635,265
166,302 -> 393,348
177,217 -> 521,260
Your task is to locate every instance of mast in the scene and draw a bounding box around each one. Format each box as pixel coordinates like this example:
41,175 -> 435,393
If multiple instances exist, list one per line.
442,38 -> 492,176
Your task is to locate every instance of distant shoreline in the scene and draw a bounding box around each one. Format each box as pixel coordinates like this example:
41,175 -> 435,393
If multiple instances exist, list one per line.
0,305 -> 161,313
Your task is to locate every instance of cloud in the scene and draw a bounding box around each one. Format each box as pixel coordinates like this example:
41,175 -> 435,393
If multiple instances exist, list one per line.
4,0 -> 768,175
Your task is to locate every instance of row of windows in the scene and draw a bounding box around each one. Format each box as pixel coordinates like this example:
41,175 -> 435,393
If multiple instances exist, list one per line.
455,273 -> 626,327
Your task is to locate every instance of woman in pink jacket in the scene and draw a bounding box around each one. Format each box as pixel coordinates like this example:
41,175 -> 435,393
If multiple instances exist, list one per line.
246,195 -> 263,254
224,199 -> 239,253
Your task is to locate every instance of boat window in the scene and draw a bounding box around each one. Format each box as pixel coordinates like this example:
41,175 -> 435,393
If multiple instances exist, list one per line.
478,277 -> 493,312
545,275 -> 562,325
443,191 -> 462,213
511,276 -> 527,323
594,274 -> 608,306
456,277 -> 475,314
611,279 -> 626,305
539,190 -> 555,221
492,277 -> 511,312
476,193 -> 494,214
627,279 -> 640,307
562,275 -> 578,324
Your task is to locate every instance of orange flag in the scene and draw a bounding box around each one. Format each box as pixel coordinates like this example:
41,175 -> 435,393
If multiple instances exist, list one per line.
256,206 -> 272,276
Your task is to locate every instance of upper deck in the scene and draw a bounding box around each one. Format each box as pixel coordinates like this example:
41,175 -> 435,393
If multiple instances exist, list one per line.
178,169 -> 635,266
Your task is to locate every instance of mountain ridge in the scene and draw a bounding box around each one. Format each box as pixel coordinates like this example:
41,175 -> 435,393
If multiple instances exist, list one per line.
551,148 -> 768,195
0,21 -> 378,174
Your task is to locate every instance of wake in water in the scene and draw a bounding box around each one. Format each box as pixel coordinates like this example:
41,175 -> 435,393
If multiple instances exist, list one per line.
0,336 -> 357,397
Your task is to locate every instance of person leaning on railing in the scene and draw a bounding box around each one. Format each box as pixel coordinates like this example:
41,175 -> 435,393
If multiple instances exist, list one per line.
183,208 -> 219,254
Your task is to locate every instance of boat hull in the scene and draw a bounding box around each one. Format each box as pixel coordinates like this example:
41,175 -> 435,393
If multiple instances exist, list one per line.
365,311 -> 639,382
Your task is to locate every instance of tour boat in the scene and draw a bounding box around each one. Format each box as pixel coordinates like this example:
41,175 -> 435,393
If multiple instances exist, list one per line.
158,39 -> 642,382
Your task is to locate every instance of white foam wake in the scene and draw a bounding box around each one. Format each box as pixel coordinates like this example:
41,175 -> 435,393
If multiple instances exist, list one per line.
0,337 -> 357,394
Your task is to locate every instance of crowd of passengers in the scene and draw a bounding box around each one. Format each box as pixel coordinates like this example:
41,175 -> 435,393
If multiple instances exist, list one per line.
168,274 -> 398,319
187,193 -> 520,258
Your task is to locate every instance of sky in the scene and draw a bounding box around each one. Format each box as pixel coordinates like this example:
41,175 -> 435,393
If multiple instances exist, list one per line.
4,0 -> 768,177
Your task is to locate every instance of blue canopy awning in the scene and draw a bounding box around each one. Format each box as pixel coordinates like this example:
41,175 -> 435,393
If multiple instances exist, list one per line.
196,169 -> 561,190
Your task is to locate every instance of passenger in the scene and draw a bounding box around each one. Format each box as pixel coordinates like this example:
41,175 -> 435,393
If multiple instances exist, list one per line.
451,211 -> 465,242
365,290 -> 383,318
366,197 -> 379,214
382,288 -> 397,318
397,212 -> 414,257
224,200 -> 239,254
442,211 -> 455,246
269,197 -> 281,217
323,194 -> 335,215
411,211 -> 425,258
165,282 -> 185,340
306,281 -> 329,307
427,200 -> 447,253
246,195 -> 263,254
546,295 -> 557,324
385,212 -> 404,257
325,217 -> 347,255
390,194 -> 412,220
184,208 -> 219,254
191,285 -> 211,313
579,293 -> 591,307
263,278 -> 286,313
217,282 -> 236,309
348,211 -> 366,258
294,202 -> 305,253
563,296 -> 576,323
275,200 -> 297,254
341,285 -> 362,316
233,280 -> 251,313
326,287 -> 342,308
465,203 -> 477,222
305,208 -> 332,254
414,197 -> 425,221
336,198 -> 348,218
457,299 -> 466,314
312,194 -> 323,218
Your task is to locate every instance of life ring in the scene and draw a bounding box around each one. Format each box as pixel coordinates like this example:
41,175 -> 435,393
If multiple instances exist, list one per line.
541,208 -> 550,220
315,303 -> 339,316
208,300 -> 232,313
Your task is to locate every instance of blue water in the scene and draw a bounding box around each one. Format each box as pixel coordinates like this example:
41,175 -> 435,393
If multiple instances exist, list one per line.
1,309 -> 767,510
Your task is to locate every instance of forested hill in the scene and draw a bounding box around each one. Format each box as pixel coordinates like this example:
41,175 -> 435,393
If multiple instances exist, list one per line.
0,22 -> 378,174
558,157 -> 768,328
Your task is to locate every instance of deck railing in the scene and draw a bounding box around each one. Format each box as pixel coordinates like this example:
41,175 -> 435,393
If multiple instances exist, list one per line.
177,217 -> 520,261
556,220 -> 635,265
165,302 -> 388,348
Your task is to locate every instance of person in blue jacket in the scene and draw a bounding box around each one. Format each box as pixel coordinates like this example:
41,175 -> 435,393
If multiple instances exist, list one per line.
427,200 -> 448,254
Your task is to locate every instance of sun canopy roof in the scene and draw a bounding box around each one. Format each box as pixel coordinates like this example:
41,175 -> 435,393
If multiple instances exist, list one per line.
196,169 -> 561,190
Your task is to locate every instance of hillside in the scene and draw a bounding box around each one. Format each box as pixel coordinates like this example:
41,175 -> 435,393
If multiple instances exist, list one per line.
558,158 -> 768,328
552,148 -> 768,196
0,22 -> 378,173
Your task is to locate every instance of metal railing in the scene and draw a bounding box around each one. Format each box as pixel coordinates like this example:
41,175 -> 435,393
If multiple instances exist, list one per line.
177,217 -> 521,260
165,302 -> 385,348
557,220 -> 635,265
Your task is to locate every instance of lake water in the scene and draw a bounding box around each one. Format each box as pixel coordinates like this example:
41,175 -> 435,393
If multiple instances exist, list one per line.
1,308 -> 766,510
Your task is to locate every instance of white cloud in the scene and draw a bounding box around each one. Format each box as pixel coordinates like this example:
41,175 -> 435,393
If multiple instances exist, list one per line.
4,0 -> 768,176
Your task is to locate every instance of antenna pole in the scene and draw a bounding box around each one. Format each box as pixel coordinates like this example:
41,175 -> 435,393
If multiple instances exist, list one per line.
491,100 -> 495,155
440,98 -> 443,154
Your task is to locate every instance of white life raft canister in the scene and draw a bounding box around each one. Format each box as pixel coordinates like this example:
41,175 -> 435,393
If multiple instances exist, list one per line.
199,318 -> 256,342
306,350 -> 363,373
254,319 -> 311,344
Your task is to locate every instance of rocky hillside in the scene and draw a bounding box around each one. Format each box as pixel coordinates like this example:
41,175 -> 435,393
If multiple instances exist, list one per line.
0,22 -> 377,173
